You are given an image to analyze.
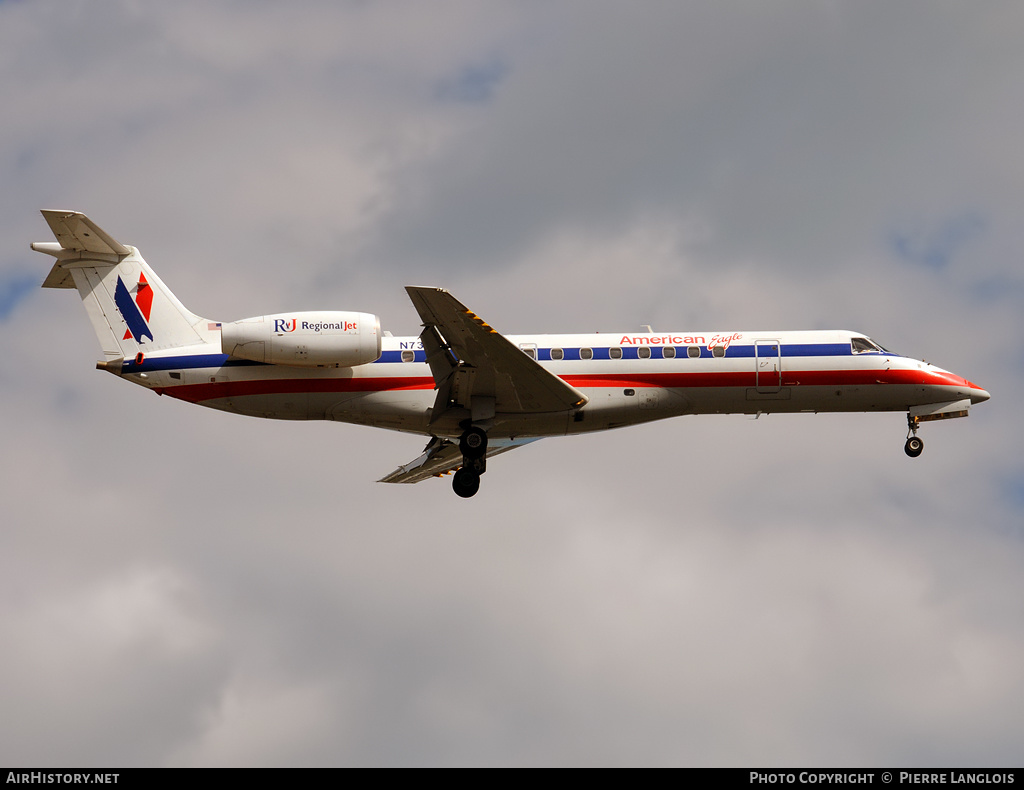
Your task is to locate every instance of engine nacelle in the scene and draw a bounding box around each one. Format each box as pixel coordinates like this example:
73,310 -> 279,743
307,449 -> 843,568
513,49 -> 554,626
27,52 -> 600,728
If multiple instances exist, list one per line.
221,311 -> 382,368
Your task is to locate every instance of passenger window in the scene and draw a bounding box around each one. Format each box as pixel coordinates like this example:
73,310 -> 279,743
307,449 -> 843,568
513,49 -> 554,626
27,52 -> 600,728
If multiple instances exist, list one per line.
520,346 -> 537,359
623,388 -> 635,396
712,346 -> 726,358
580,348 -> 593,360
401,350 -> 415,363
663,346 -> 676,359
687,346 -> 700,358
610,347 -> 622,359
638,347 -> 651,359
550,348 -> 564,361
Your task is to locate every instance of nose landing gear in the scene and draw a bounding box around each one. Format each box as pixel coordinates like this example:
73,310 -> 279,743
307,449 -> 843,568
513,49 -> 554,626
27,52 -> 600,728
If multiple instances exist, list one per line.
904,414 -> 924,458
452,426 -> 489,498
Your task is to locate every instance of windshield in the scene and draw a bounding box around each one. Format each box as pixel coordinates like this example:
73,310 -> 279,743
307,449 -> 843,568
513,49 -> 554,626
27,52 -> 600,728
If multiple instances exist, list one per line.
852,336 -> 896,355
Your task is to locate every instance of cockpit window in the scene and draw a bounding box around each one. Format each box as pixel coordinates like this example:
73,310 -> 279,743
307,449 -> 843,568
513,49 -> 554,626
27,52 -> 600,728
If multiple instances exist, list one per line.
851,337 -> 896,354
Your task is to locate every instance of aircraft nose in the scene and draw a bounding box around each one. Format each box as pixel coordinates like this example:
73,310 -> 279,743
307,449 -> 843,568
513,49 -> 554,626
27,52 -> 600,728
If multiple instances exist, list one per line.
959,375 -> 991,404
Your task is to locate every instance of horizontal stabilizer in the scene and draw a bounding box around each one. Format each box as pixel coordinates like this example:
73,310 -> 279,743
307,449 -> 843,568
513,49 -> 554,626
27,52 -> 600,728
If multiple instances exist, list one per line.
40,261 -> 75,289
39,210 -> 130,256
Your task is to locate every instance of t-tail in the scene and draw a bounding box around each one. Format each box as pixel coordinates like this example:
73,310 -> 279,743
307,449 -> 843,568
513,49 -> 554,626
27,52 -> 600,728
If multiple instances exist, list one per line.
33,210 -> 218,371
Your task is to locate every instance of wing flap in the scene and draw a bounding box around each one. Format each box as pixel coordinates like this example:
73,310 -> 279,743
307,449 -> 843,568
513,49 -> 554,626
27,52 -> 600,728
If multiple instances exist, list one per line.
378,437 -> 462,484
379,436 -> 540,484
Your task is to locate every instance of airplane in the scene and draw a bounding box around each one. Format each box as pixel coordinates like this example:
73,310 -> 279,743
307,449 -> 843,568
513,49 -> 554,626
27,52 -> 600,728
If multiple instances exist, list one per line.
33,210 -> 991,498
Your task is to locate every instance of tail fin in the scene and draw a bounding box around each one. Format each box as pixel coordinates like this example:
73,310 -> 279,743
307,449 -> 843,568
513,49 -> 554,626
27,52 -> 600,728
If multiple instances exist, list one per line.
34,210 -> 214,361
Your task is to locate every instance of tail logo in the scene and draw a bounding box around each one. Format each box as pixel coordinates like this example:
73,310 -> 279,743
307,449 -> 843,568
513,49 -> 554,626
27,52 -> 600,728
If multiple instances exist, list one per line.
114,274 -> 154,343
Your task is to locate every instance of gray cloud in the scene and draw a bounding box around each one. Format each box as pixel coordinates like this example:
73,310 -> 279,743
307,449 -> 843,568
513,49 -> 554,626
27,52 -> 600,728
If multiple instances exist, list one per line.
1,0 -> 1021,767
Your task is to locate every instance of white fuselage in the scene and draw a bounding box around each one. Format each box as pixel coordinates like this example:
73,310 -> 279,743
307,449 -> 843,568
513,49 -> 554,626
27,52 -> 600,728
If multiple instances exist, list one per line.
118,329 -> 989,439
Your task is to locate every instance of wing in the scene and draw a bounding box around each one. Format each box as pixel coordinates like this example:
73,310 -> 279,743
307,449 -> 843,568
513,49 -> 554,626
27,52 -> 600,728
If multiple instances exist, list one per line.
379,436 -> 540,484
405,286 -> 588,416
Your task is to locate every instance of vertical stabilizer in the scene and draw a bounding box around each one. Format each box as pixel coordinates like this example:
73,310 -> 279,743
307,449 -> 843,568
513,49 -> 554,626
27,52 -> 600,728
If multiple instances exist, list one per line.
34,210 -> 213,360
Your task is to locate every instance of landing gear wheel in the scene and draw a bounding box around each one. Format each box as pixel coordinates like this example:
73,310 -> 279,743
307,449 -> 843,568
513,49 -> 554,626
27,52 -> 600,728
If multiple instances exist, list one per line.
459,427 -> 488,460
904,436 -> 924,458
452,468 -> 481,498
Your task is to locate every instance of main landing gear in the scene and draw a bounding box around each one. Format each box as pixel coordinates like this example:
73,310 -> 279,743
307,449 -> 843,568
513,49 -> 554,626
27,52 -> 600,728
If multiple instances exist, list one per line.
904,414 -> 924,458
459,426 -> 488,459
452,466 -> 481,498
452,426 -> 488,498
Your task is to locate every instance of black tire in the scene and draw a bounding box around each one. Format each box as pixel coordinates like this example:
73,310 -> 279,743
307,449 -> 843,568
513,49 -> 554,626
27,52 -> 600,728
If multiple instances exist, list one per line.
459,427 -> 488,460
904,436 -> 924,458
452,468 -> 481,498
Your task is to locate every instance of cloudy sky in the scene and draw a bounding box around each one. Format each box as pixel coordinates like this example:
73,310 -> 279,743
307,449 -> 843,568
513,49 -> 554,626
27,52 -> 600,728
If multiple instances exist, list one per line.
2,0 -> 1022,767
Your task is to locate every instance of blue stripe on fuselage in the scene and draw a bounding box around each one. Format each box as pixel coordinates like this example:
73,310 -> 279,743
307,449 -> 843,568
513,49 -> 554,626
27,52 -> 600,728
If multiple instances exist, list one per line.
123,353 -> 259,373
375,343 -> 857,365
125,342 -> 884,373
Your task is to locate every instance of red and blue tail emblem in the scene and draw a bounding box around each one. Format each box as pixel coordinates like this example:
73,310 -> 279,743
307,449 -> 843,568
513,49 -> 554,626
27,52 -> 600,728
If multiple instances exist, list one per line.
114,273 -> 154,343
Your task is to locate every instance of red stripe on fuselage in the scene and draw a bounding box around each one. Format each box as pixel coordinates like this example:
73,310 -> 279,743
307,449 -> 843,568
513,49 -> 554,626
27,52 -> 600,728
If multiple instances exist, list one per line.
159,376 -> 435,403
155,366 -> 962,405
563,368 -> 952,389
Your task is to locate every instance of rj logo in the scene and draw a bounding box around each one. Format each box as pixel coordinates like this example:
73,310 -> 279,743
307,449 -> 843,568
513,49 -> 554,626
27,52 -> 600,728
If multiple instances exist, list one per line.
274,318 -> 296,333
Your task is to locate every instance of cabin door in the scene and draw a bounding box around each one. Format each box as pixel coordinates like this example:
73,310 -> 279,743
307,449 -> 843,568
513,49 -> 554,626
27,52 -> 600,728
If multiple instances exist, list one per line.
754,340 -> 782,393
